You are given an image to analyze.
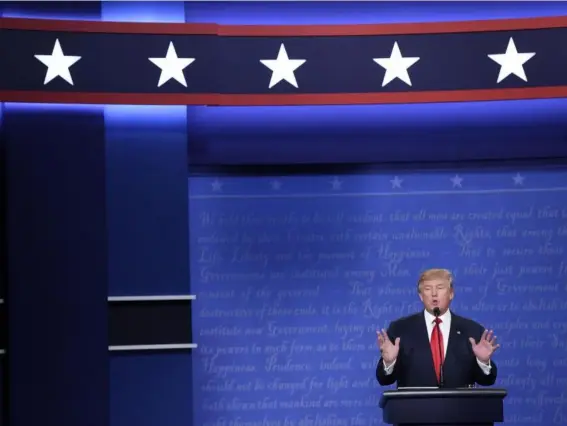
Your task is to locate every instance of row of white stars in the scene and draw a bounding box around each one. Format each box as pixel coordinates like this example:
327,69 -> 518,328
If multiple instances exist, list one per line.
208,173 -> 526,192
34,37 -> 534,88
34,39 -> 195,86
266,37 -> 535,88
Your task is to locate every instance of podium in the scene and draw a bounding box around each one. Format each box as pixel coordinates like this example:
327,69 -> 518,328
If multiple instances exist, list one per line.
379,388 -> 507,426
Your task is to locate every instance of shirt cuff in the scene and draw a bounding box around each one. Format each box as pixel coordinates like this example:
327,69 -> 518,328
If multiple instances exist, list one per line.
476,358 -> 492,375
383,359 -> 397,375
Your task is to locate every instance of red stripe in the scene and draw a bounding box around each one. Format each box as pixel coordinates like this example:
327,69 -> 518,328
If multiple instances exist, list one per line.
2,87 -> 567,106
1,15 -> 567,36
0,17 -> 218,35
218,16 -> 567,36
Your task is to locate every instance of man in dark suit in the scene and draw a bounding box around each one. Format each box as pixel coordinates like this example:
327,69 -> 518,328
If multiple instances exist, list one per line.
376,268 -> 500,388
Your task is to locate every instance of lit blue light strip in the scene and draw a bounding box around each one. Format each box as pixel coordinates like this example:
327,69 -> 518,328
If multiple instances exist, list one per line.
3,103 -> 102,113
101,0 -> 185,23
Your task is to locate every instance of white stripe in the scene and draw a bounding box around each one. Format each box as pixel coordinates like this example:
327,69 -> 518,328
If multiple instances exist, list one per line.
0,349 -> 5,354
108,295 -> 196,302
189,186 -> 567,200
109,344 -> 197,351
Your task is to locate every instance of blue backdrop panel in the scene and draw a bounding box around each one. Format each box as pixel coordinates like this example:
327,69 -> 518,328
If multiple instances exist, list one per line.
184,1 -> 567,24
105,105 -> 193,426
187,100 -> 567,165
4,103 -> 108,426
104,105 -> 190,296
189,167 -> 567,426
110,353 -> 194,426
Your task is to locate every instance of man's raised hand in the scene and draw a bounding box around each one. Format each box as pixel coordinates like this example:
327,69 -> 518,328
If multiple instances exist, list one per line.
376,329 -> 400,364
469,329 -> 500,364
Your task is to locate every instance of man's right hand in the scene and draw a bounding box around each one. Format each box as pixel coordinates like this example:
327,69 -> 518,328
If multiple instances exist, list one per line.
376,329 -> 400,365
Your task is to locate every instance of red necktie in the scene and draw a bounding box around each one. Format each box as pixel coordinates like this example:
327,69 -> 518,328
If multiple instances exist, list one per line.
430,318 -> 444,383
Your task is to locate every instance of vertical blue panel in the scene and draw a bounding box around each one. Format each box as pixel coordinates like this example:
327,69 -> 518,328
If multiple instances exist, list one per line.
104,105 -> 189,296
110,353 -> 194,426
102,0 -> 188,300
2,6 -> 105,426
102,4 -> 192,426
4,103 -> 108,426
104,109 -> 193,426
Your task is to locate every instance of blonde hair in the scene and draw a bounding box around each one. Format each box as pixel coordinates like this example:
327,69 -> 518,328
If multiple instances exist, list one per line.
417,268 -> 454,292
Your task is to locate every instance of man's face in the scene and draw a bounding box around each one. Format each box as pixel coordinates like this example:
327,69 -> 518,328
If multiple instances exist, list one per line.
418,278 -> 454,315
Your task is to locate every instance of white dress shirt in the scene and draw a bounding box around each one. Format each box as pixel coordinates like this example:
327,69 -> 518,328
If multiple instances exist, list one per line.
383,309 -> 492,376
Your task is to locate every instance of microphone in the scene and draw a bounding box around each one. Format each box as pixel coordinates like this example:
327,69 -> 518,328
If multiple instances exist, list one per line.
433,308 -> 445,388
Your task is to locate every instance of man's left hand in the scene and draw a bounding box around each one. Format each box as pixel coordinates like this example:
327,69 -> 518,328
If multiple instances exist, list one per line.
469,329 -> 500,363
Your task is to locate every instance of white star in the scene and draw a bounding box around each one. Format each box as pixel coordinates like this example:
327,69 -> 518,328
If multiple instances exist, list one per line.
260,43 -> 306,89
330,177 -> 343,191
373,42 -> 420,87
512,173 -> 525,185
149,42 -> 195,88
487,37 -> 535,83
270,180 -> 282,190
390,176 -> 403,189
34,39 -> 81,85
211,180 -> 223,192
450,175 -> 463,188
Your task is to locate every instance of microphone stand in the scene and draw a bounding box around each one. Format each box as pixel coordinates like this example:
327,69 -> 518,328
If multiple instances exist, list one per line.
437,328 -> 445,388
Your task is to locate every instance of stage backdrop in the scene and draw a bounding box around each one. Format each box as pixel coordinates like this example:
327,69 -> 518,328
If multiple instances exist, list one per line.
189,166 -> 567,426
3,2 -> 567,426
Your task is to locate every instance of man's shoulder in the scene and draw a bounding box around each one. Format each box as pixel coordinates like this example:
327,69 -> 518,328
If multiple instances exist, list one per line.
389,312 -> 422,329
452,312 -> 485,332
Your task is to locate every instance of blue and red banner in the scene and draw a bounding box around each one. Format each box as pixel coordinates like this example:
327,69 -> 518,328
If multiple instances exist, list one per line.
1,16 -> 567,105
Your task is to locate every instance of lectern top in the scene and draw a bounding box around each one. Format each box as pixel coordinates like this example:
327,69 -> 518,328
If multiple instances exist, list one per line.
379,387 -> 507,408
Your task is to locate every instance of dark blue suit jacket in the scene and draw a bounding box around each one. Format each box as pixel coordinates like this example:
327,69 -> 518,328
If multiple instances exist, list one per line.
376,311 -> 498,388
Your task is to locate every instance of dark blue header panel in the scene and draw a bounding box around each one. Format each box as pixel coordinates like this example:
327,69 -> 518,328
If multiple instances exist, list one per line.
2,28 -> 567,94
2,16 -> 567,105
